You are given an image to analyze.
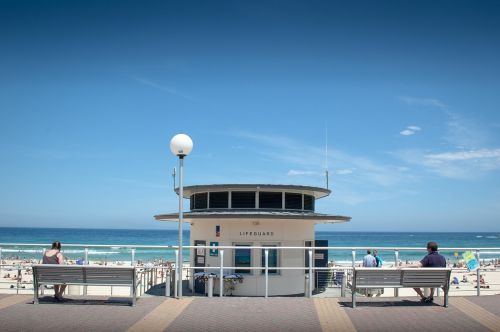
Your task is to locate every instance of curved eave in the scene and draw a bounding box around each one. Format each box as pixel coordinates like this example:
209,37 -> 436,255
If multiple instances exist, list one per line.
154,211 -> 351,224
175,184 -> 331,199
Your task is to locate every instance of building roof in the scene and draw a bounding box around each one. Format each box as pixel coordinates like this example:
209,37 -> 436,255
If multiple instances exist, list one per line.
155,210 -> 351,224
176,184 -> 331,199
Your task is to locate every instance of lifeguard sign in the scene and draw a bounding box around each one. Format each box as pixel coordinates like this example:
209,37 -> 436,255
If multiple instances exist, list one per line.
462,251 -> 478,271
210,241 -> 218,256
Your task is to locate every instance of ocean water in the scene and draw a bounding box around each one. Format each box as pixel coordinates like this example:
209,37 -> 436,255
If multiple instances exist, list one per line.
0,227 -> 498,264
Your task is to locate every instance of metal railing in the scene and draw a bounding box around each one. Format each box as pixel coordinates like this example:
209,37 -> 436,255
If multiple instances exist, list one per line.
1,243 -> 499,298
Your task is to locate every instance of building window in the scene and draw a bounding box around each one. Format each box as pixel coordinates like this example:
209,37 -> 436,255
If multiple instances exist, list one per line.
231,191 -> 256,208
259,192 -> 283,209
303,195 -> 315,211
192,193 -> 208,210
261,244 -> 279,274
209,191 -> 229,209
234,244 -> 252,274
285,193 -> 302,210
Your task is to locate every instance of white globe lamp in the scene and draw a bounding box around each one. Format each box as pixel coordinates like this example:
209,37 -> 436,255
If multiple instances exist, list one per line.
170,134 -> 193,157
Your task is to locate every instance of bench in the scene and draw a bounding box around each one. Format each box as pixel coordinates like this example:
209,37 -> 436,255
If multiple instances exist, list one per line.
32,265 -> 140,306
351,267 -> 451,308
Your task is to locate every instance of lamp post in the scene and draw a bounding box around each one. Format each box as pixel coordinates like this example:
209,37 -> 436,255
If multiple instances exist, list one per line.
170,133 -> 193,298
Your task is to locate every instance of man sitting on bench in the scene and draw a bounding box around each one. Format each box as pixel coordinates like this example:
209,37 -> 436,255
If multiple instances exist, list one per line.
406,241 -> 446,303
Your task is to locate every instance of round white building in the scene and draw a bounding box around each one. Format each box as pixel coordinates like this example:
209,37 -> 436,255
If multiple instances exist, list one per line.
155,184 -> 351,296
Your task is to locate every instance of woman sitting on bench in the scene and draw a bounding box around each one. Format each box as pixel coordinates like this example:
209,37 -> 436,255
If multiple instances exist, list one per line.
42,241 -> 67,301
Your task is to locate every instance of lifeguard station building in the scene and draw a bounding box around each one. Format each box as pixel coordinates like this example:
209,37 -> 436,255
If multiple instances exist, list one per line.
155,184 -> 350,296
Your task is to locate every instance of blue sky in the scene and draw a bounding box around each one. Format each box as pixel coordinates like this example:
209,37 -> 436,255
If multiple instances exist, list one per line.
1,0 -> 500,231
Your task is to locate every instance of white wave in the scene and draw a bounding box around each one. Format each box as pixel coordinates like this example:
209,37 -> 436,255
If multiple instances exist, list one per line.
85,251 -> 120,255
485,236 -> 498,239
476,235 -> 483,238
0,249 -> 121,255
0,249 -> 43,253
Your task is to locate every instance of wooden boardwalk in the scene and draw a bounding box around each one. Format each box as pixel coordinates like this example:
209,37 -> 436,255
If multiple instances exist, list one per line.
0,294 -> 499,331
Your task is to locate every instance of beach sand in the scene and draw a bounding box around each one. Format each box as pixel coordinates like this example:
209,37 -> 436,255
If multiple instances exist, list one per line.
1,259 -> 499,297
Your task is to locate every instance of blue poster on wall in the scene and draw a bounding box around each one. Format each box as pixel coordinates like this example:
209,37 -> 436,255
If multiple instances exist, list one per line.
210,241 -> 219,257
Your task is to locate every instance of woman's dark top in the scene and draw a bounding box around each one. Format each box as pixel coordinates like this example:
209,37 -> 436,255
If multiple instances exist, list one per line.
42,252 -> 60,264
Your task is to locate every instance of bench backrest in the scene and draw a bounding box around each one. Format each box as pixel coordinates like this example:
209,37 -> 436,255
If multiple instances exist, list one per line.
355,269 -> 402,287
401,269 -> 450,287
354,268 -> 451,288
33,265 -> 135,285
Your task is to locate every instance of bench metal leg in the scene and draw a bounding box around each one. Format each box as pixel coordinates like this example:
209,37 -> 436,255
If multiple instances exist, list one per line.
351,279 -> 356,308
132,285 -> 137,307
444,287 -> 449,308
33,283 -> 39,304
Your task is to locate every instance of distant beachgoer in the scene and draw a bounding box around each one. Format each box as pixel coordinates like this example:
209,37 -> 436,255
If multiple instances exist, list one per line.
373,250 -> 383,267
462,275 -> 468,283
405,241 -> 446,304
362,250 -> 377,297
363,250 -> 377,267
42,241 -> 66,301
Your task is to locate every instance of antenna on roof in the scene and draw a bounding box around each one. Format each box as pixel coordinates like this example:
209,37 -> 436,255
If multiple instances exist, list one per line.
325,123 -> 329,189
172,167 -> 177,193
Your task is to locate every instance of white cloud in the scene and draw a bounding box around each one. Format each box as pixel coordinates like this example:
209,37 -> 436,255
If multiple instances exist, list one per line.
288,168 -> 353,177
394,148 -> 500,179
132,77 -> 194,101
443,110 -> 486,149
425,149 -> 500,161
397,96 -> 448,109
400,129 -> 415,136
398,96 -> 485,149
336,169 -> 353,175
287,169 -> 322,176
400,125 -> 421,136
233,131 -> 415,188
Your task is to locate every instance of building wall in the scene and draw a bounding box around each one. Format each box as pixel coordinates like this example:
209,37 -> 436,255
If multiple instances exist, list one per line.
189,218 -> 315,296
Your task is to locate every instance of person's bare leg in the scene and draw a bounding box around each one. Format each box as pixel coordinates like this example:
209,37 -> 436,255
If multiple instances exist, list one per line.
414,287 -> 425,299
58,285 -> 67,298
54,285 -> 60,297
429,288 -> 435,299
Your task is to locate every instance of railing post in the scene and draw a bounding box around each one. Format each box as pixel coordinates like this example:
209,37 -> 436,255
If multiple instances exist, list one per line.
219,249 -> 224,297
265,249 -> 269,298
165,268 -> 171,297
351,250 -> 356,268
174,249 -> 179,298
341,269 -> 347,297
308,249 -> 313,298
83,247 -> 89,295
476,250 -> 481,296
394,250 -> 399,297
131,249 -> 135,266
17,266 -> 21,294
207,275 -> 214,297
